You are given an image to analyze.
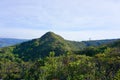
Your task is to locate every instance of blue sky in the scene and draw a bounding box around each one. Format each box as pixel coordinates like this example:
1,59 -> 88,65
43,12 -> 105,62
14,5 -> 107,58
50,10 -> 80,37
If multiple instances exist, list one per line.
0,0 -> 120,41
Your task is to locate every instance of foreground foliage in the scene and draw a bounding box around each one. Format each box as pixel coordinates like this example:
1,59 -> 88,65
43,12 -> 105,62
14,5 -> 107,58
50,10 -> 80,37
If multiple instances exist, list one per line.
0,46 -> 120,80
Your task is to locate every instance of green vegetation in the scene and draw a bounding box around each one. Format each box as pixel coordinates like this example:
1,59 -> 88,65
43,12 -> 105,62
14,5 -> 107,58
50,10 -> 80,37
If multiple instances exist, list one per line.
12,32 -> 118,61
13,32 -> 71,61
0,32 -> 120,80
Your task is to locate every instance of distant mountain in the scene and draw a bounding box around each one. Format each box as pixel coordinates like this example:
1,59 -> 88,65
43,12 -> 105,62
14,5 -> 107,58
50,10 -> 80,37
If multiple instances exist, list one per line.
66,39 -> 118,52
12,32 -> 119,61
82,39 -> 118,46
0,38 -> 27,48
108,39 -> 120,48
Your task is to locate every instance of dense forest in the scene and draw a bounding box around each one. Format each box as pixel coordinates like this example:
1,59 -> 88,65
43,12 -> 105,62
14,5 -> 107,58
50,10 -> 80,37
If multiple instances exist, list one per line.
0,32 -> 120,80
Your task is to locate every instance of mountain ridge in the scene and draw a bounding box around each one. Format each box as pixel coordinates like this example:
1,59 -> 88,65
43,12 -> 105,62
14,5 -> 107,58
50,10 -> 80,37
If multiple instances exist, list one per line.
0,32 -> 119,61
11,32 -> 119,61
0,38 -> 27,48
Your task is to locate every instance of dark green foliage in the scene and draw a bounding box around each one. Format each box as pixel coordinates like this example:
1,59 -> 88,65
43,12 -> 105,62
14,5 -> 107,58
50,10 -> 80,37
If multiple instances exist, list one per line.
76,46 -> 98,56
114,69 -> 120,80
82,39 -> 118,46
13,32 -> 71,61
1,50 -> 120,80
75,40 -> 120,56
109,39 -> 120,47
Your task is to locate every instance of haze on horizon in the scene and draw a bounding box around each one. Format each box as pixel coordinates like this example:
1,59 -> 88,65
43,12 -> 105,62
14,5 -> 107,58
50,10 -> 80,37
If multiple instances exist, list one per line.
0,0 -> 120,41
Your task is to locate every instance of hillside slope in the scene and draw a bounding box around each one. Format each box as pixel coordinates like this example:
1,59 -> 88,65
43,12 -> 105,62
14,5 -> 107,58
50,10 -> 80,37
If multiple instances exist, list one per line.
12,32 -> 118,61
13,32 -> 71,60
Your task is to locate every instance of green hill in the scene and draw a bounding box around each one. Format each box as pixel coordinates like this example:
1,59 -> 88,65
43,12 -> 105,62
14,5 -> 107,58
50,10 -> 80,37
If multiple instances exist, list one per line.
11,32 -> 118,61
13,32 -> 71,60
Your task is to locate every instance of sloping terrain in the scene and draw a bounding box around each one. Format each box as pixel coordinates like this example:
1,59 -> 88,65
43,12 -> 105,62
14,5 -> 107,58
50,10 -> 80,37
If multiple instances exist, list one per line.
12,32 -> 118,60
13,32 -> 71,60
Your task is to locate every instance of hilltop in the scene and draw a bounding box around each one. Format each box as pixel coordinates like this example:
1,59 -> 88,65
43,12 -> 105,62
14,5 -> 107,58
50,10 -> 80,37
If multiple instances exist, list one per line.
13,32 -> 71,60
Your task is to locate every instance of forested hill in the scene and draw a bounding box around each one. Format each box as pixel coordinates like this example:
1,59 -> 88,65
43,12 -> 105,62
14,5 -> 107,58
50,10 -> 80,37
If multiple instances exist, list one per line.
12,32 -> 118,61
0,32 -> 120,80
13,32 -> 72,60
0,38 -> 27,48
